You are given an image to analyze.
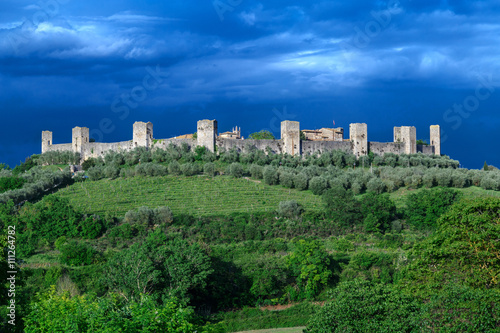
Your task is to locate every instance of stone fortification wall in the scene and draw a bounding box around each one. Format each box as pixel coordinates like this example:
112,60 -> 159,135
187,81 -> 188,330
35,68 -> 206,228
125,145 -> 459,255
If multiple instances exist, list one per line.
44,143 -> 73,153
417,145 -> 435,155
41,120 -> 442,163
301,141 -> 352,155
368,142 -> 406,155
153,138 -> 197,150
216,138 -> 283,154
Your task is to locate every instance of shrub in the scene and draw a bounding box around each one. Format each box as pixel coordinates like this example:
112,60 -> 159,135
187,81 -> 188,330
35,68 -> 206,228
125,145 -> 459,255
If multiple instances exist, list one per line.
86,166 -> 105,181
366,177 -> 386,194
360,193 -> 396,233
436,170 -> 452,187
277,200 -> 303,219
124,206 -> 173,227
287,240 -> 332,299
0,177 -> 25,193
293,173 -> 309,191
104,165 -> 120,179
309,176 -> 328,195
81,158 -> 97,171
323,186 -> 362,228
194,146 -> 207,161
120,168 -> 135,178
249,164 -> 263,179
181,163 -> 198,176
263,166 -> 278,185
168,161 -> 181,175
154,206 -> 174,225
305,280 -> 421,333
80,215 -> 105,239
54,236 -> 67,250
422,173 -> 435,188
229,163 -> 244,178
350,181 -> 364,195
59,240 -> 99,266
203,162 -> 216,177
405,187 -> 462,229
279,171 -> 294,188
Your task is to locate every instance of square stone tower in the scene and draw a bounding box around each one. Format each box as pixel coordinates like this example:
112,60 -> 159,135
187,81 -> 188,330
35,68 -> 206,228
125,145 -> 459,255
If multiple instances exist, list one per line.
42,131 -> 53,154
430,125 -> 441,156
197,119 -> 218,153
393,127 -> 402,143
281,120 -> 300,156
133,121 -> 154,149
394,126 -> 416,154
349,123 -> 368,158
72,127 -> 89,157
401,126 -> 416,154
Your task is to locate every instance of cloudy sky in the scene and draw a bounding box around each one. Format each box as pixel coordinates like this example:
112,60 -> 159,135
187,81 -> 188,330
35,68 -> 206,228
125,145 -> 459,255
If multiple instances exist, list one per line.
1,0 -> 499,169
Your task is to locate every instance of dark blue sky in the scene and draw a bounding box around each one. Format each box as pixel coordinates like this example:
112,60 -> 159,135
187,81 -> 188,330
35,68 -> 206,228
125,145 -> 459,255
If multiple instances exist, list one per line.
1,0 -> 499,169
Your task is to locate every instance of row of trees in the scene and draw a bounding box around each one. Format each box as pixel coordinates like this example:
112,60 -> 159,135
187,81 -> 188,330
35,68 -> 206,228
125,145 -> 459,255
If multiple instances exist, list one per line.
0,167 -> 73,204
36,144 -> 461,171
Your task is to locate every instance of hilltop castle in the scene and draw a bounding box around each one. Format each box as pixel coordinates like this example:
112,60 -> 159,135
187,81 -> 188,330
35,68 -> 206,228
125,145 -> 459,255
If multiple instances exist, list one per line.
42,120 -> 441,162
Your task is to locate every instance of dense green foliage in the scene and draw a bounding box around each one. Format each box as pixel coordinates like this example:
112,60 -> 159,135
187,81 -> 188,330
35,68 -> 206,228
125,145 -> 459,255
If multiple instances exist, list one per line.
287,240 -> 332,299
306,279 -> 421,332
249,130 -> 275,140
1,148 -> 500,332
398,197 -> 500,293
405,187 -> 462,229
25,287 -> 220,332
0,177 -> 26,193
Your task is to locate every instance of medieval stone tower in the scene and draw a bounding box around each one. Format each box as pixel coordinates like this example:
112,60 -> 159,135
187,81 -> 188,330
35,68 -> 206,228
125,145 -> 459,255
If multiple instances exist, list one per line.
430,125 -> 441,156
197,119 -> 218,153
133,121 -> 153,149
281,120 -> 300,156
349,123 -> 368,158
72,127 -> 90,156
394,126 -> 416,154
42,131 -> 53,154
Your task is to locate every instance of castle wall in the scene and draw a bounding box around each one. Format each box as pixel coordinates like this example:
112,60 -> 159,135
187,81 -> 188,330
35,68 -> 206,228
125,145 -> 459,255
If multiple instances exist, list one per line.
83,141 -> 134,159
301,141 -> 352,155
368,142 -> 405,155
44,143 -> 73,153
153,138 -> 197,150
417,144 -> 435,155
216,138 -> 283,154
41,120 -> 443,163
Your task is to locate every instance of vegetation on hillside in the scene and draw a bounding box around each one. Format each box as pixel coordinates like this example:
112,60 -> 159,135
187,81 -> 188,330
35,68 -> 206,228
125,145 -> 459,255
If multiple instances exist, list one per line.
0,147 -> 499,332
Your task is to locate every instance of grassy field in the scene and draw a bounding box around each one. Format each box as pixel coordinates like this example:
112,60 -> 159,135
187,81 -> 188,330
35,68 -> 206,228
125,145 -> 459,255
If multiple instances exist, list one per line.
53,175 -> 323,217
53,173 -> 500,218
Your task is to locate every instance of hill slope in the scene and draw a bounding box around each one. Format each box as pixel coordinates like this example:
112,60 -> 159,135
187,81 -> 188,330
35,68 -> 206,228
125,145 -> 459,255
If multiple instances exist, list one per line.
54,175 -> 323,217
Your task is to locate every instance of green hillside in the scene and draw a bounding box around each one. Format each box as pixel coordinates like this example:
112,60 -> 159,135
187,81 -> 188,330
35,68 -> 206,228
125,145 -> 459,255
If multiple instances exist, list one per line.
1,150 -> 500,332
54,175 -> 323,217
